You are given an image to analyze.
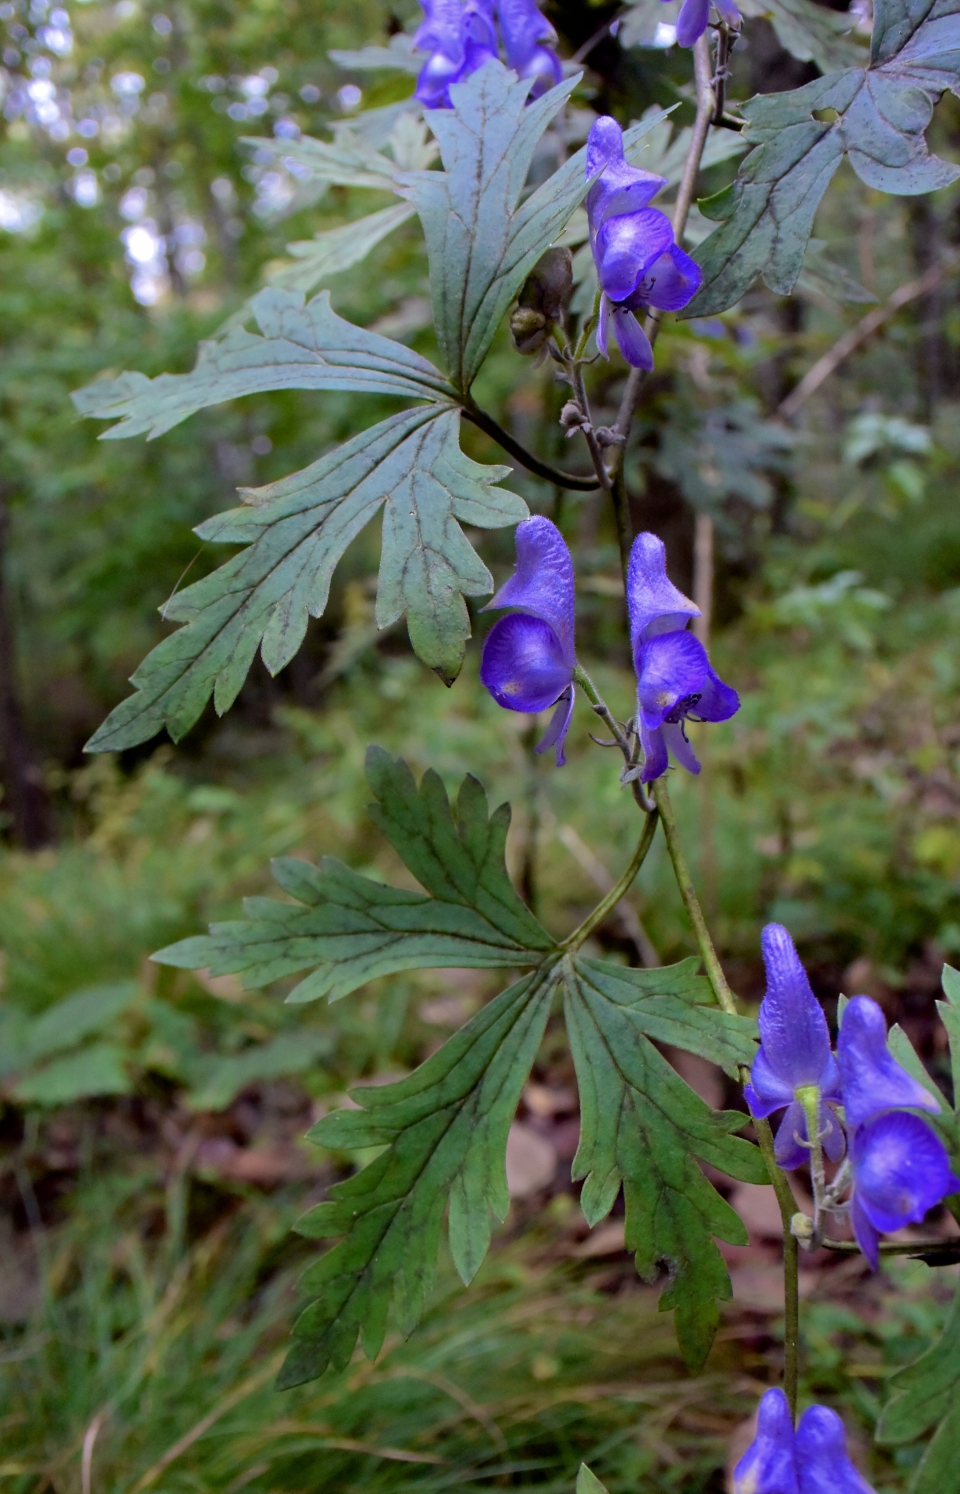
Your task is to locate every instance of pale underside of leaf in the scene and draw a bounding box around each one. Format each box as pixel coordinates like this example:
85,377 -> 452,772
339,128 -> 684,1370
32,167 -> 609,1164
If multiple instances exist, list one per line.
85,407 -> 523,751
72,287 -> 453,441
689,1 -> 960,316
217,203 -> 418,338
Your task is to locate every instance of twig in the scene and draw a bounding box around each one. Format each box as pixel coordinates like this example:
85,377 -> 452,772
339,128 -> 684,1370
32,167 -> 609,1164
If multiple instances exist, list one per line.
777,262 -> 948,421
462,401 -> 599,491
556,821 -> 660,967
571,10 -> 625,65
81,1411 -> 107,1494
561,811 -> 659,953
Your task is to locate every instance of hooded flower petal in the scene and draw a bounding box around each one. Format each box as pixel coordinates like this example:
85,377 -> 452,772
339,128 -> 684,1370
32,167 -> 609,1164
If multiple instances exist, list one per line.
851,1111 -> 960,1251
837,995 -> 941,1130
585,116 -> 668,234
715,0 -> 743,24
771,1096 -> 846,1172
676,0 -> 710,45
629,242 -> 703,313
795,1406 -> 877,1494
480,613 -> 572,714
594,208 -> 675,301
612,306 -> 655,369
754,923 -> 840,1095
732,1388 -> 798,1494
414,0 -> 464,57
499,0 -> 562,93
626,532 -> 700,645
636,629 -> 710,731
535,684 -> 574,765
638,720 -> 668,782
485,515 -> 575,664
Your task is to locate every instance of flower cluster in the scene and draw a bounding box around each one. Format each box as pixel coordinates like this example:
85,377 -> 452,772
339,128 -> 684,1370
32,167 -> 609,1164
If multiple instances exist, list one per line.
413,0 -> 561,107
746,923 -> 960,1266
734,1388 -> 877,1494
479,520 -> 739,775
586,116 -> 702,369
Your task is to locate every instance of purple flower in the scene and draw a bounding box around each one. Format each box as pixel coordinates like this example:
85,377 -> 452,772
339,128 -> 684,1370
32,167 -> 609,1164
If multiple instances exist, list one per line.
480,516 -> 576,765
585,117 -> 702,369
744,924 -> 845,1172
626,532 -> 739,783
414,0 -> 497,108
498,0 -> 562,96
733,1390 -> 878,1494
837,995 -> 941,1130
850,1111 -> 960,1269
672,0 -> 742,50
732,1388 -> 798,1494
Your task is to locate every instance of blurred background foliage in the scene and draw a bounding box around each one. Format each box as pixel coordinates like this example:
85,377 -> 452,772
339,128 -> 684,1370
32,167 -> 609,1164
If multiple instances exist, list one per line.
2,0 -> 960,1485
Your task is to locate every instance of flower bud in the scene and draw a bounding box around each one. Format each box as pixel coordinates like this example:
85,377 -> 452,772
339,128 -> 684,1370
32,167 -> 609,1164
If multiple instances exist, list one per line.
511,246 -> 573,353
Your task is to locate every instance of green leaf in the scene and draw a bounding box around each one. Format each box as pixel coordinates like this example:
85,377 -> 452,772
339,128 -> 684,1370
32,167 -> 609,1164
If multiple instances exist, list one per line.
878,1278 -> 960,1447
217,203 -> 418,338
572,958 -> 759,1077
13,1042 -> 131,1105
576,1466 -> 610,1494
17,980 -> 139,1065
155,750 -> 554,1002
186,1029 -> 334,1112
688,0 -> 960,316
278,966 -> 557,1388
738,0 -> 867,72
72,288 -> 454,441
907,1399 -> 960,1494
86,407 -> 523,751
399,61 -> 589,392
564,958 -> 766,1370
328,37 -> 425,74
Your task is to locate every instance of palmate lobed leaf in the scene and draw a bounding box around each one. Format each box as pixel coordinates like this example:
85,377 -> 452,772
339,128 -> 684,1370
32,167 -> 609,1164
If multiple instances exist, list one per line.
154,749 -> 554,1001
85,406 -> 524,751
279,966 -> 559,1388
72,287 -> 454,441
688,0 -> 960,316
738,0 -> 867,72
565,958 -> 764,1370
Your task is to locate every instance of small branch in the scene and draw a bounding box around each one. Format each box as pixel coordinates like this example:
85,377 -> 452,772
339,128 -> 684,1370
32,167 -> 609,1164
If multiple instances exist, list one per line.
776,262 -> 949,421
651,775 -> 735,1015
561,810 -> 659,953
752,1116 -> 800,1420
556,821 -> 660,967
822,1236 -> 960,1262
462,402 -> 600,491
570,362 -> 612,490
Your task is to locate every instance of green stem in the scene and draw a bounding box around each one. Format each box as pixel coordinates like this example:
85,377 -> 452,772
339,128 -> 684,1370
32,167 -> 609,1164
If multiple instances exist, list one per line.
651,775 -> 735,1015
823,1237 -> 960,1259
561,810 -> 659,954
753,1115 -> 800,1420
799,1086 -> 826,1244
462,401 -> 600,492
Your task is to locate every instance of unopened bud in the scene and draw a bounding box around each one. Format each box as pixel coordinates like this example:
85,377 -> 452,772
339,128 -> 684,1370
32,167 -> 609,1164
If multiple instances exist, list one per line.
510,305 -> 549,355
790,1211 -> 815,1244
511,246 -> 574,354
560,401 -> 587,429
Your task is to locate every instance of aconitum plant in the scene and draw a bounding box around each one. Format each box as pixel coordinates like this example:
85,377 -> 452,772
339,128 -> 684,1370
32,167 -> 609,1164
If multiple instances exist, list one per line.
72,0 -> 960,1488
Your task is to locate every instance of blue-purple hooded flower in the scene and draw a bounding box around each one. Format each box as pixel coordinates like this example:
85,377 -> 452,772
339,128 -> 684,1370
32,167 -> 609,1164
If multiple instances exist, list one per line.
586,116 -> 702,369
414,0 -> 498,106
837,995 -> 941,1130
744,923 -> 844,1171
626,532 -> 739,782
672,0 -> 742,49
849,1111 -> 960,1269
498,0 -> 562,94
733,1391 -> 878,1494
732,1388 -> 798,1494
480,516 -> 576,765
